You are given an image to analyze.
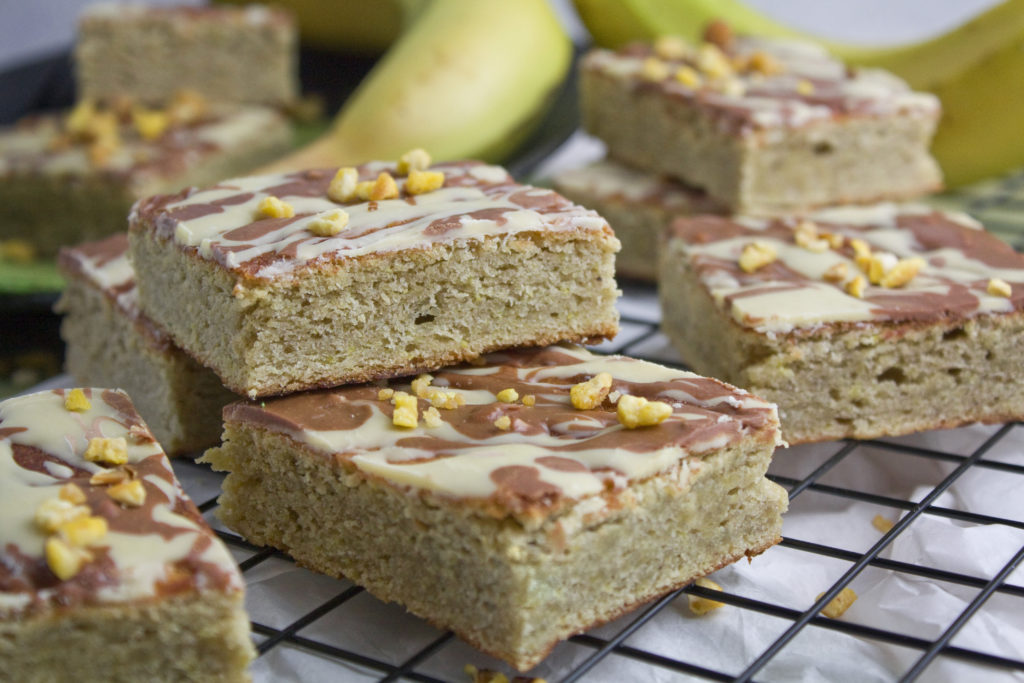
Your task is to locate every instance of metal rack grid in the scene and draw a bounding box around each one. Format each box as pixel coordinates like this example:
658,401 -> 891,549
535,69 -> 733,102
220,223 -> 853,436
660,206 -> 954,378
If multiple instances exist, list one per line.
170,277 -> 1024,683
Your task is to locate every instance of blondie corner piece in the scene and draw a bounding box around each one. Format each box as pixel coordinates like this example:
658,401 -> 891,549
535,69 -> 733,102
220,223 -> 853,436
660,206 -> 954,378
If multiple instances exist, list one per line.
0,388 -> 254,682
659,205 -> 1024,443
57,234 -> 237,455
580,26 -> 942,214
554,159 -> 725,281
129,160 -> 621,398
0,100 -> 291,257
201,344 -> 787,671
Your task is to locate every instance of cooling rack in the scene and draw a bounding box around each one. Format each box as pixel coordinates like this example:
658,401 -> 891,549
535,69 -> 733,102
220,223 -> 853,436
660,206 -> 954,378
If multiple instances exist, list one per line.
169,272 -> 1024,682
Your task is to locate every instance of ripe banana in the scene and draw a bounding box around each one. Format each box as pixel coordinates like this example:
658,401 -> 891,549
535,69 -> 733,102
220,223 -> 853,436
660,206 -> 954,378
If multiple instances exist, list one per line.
263,0 -> 572,173
572,0 -> 1024,187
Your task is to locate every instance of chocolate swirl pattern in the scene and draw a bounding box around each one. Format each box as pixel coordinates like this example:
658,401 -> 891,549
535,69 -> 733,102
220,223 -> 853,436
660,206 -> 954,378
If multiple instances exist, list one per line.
584,36 -> 939,134
132,161 -> 612,281
0,389 -> 241,617
225,345 -> 780,516
672,204 -> 1024,334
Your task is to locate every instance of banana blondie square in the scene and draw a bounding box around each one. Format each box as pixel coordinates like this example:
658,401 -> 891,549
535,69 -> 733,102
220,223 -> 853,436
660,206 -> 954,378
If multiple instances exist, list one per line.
0,388 -> 254,682
660,204 -> 1024,443
57,234 -> 236,455
201,344 -> 787,671
75,3 -> 297,107
580,24 -> 942,214
128,159 -> 621,398
554,159 -> 724,280
0,99 -> 291,257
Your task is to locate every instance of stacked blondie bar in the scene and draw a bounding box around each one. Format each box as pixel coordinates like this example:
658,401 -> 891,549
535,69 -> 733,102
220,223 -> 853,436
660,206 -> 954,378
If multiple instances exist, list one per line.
566,21 -> 1024,444
1,4 -> 298,259
108,148 -> 787,670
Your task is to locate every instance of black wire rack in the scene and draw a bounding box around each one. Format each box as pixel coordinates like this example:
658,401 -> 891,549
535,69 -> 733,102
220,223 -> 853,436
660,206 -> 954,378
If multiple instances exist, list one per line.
170,273 -> 1024,683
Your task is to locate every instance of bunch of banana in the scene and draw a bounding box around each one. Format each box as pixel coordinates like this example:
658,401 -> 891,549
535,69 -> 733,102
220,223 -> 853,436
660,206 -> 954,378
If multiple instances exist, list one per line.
261,0 -> 571,173
572,0 -> 1024,187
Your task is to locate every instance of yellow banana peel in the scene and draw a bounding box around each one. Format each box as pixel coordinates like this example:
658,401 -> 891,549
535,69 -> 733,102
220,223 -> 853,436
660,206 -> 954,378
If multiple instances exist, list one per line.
262,0 -> 572,174
573,0 -> 1024,187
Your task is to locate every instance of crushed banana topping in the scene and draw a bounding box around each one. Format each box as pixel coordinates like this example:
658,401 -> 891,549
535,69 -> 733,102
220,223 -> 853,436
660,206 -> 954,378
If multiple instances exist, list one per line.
696,43 -> 733,79
988,277 -> 1013,298
494,415 -> 512,431
846,275 -> 866,298
397,148 -> 431,175
674,65 -> 703,88
823,262 -> 848,283
90,468 -> 129,486
406,169 -> 445,195
35,498 -> 90,533
84,437 -> 128,466
818,587 -> 857,618
872,514 -> 894,533
328,167 -> 359,203
392,392 -> 419,428
59,483 -> 86,505
45,537 -> 90,581
411,374 -> 433,397
747,51 -> 783,76
496,388 -> 519,403
108,479 -> 146,507
822,232 -> 845,249
654,35 -> 690,60
308,209 -> 350,236
359,171 -> 399,201
849,238 -> 872,260
430,391 -> 466,410
617,395 -> 673,429
879,257 -> 925,288
64,389 -> 91,413
794,220 -> 829,253
640,56 -> 670,81
570,372 -> 613,410
58,515 -> 108,547
738,241 -> 777,272
256,196 -> 295,219
521,394 -> 536,407
688,577 -> 726,615
422,406 -> 443,428
132,107 -> 170,141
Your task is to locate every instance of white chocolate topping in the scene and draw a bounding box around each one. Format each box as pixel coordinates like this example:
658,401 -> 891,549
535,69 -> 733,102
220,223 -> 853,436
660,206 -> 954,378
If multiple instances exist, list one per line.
671,204 -> 1024,334
0,389 -> 242,616
224,345 -> 780,521
132,161 -> 613,281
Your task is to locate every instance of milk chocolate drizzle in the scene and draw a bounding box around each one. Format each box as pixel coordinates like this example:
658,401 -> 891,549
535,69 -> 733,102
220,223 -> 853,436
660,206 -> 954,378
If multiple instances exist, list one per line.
224,345 -> 780,517
0,389 -> 242,617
